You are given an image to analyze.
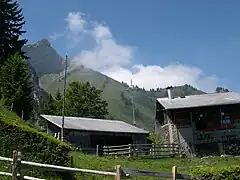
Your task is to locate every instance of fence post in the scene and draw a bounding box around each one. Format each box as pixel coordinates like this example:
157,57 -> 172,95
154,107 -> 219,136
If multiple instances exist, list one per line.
17,151 -> 24,180
10,103 -> 14,111
172,166 -> 177,180
103,146 -> 106,155
12,150 -> 18,180
128,144 -> 132,158
115,165 -> 121,180
96,145 -> 99,156
70,156 -> 75,180
21,111 -> 24,120
152,143 -> 155,157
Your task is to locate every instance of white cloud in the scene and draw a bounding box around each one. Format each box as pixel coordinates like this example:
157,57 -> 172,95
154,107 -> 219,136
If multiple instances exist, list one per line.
103,64 -> 218,92
57,11 -> 219,92
72,23 -> 132,72
49,32 -> 65,41
63,12 -> 89,47
92,25 -> 112,40
65,12 -> 86,34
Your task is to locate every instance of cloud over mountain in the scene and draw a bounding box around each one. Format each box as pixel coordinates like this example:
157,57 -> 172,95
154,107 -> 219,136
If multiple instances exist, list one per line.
50,12 -> 219,92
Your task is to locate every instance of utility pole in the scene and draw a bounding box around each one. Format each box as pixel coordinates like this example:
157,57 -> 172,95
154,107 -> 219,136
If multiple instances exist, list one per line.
131,79 -> 136,126
148,96 -> 156,132
61,55 -> 68,141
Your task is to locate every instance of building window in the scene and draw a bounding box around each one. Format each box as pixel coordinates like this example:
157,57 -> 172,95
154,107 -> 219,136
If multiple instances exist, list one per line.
195,106 -> 236,131
156,110 -> 164,125
220,106 -> 235,129
195,111 -> 209,130
175,110 -> 191,127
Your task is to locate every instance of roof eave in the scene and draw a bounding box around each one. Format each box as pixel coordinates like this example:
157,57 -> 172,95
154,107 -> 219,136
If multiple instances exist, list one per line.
163,102 -> 240,110
61,127 -> 149,134
40,115 -> 62,129
41,115 -> 149,134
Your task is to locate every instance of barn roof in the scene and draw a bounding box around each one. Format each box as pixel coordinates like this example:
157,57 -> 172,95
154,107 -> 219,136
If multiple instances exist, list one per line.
157,92 -> 240,110
41,115 -> 149,134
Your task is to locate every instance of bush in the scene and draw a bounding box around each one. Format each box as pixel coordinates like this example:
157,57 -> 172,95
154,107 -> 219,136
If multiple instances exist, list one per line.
0,106 -> 71,166
190,165 -> 240,180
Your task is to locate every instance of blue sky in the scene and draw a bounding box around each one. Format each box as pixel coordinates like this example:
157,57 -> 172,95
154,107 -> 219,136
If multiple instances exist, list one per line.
20,0 -> 240,92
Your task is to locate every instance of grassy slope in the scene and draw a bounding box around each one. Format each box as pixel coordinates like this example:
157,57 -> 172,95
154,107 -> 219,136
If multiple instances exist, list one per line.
40,68 -> 155,130
0,106 -> 68,180
1,149 -> 239,180
40,67 -> 204,131
71,152 -> 240,179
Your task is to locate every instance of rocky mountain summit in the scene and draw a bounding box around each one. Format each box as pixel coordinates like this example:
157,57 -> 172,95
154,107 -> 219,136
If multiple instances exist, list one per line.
23,39 -> 64,77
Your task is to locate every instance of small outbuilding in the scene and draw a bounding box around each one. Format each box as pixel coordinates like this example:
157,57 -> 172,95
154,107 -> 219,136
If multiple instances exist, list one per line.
41,115 -> 149,152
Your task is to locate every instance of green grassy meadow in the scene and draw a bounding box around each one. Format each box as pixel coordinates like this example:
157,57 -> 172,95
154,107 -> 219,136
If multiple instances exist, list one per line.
70,152 -> 240,179
0,150 -> 240,179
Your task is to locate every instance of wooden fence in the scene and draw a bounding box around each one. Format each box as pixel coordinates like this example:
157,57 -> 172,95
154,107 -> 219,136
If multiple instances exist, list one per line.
103,143 -> 180,158
76,146 -> 100,156
0,150 -> 191,180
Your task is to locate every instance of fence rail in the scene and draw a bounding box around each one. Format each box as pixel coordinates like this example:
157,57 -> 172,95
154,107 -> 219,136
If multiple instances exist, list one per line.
121,166 -> 191,179
0,150 -> 190,179
103,143 -> 180,158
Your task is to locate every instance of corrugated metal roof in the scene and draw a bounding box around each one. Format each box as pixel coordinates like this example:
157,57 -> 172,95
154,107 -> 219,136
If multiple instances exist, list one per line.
41,115 -> 149,134
157,92 -> 240,110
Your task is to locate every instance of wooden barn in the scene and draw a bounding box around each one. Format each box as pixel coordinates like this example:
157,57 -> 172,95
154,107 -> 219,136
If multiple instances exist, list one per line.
41,115 -> 149,153
155,87 -> 240,156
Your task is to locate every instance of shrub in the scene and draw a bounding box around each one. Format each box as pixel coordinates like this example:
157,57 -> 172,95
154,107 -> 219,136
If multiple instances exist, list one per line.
190,165 -> 240,180
0,106 -> 71,166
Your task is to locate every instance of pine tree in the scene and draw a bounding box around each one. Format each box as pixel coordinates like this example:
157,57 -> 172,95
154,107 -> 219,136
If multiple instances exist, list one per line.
0,53 -> 34,119
0,0 -> 27,64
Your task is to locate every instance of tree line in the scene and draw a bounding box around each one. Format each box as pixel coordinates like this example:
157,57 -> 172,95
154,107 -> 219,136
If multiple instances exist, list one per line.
0,0 -> 33,119
120,91 -> 140,118
0,0 -> 109,123
43,81 -> 108,119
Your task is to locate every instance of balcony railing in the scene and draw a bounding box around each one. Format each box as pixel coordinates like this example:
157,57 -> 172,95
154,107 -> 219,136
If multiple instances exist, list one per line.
194,128 -> 240,144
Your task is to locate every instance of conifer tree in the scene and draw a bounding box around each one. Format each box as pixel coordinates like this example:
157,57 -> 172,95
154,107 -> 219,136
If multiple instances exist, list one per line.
0,0 -> 27,64
0,53 -> 33,119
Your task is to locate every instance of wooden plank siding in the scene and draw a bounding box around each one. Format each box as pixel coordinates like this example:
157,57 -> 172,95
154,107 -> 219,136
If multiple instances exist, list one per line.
156,101 -> 240,156
46,121 -> 148,152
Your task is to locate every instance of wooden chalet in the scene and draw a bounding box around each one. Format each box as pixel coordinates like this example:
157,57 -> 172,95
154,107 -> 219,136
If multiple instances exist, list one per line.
41,115 -> 149,154
155,87 -> 240,156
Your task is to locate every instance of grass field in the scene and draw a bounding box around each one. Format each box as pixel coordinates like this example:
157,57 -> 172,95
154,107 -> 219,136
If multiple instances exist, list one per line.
70,152 -> 240,179
0,162 -> 10,180
0,151 -> 240,179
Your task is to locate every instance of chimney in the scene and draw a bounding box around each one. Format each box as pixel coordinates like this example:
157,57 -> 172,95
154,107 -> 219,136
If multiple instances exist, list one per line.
166,86 -> 173,100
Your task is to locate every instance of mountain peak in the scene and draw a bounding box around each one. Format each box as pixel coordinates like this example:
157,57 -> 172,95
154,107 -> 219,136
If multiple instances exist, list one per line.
24,38 -> 51,48
23,39 -> 64,76
36,38 -> 51,47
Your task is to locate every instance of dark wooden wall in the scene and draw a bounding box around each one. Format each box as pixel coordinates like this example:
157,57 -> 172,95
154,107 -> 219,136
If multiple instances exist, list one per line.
47,122 -> 61,135
156,103 -> 240,129
47,122 -> 148,149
